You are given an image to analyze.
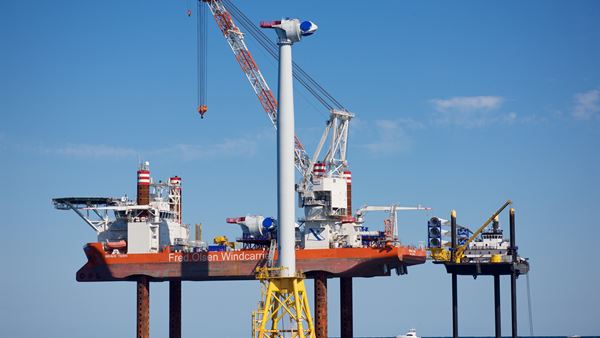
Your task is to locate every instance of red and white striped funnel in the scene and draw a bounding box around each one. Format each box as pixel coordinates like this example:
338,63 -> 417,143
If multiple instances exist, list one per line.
137,161 -> 151,205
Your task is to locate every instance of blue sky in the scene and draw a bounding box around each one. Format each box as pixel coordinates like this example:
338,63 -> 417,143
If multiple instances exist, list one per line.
1,0 -> 599,337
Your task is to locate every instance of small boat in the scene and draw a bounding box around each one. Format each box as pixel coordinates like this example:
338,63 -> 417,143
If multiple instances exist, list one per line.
396,328 -> 419,338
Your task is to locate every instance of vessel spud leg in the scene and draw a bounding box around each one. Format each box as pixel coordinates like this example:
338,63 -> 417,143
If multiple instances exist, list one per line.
137,276 -> 150,338
314,272 -> 328,338
452,273 -> 458,338
169,280 -> 181,338
340,277 -> 353,338
494,274 -> 501,338
510,208 -> 518,338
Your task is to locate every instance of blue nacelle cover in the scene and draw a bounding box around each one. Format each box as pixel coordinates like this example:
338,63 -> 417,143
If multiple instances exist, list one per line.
300,21 -> 318,36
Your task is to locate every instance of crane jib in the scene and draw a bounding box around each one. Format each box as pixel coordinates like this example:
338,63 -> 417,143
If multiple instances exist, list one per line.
203,0 -> 311,175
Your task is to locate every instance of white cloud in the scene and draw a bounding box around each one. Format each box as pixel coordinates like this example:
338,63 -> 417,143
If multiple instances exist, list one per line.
431,96 -> 504,112
392,118 -> 426,130
156,137 -> 258,161
36,134 -> 263,161
53,144 -> 137,158
430,95 -> 518,128
360,119 -> 417,155
572,88 -> 600,120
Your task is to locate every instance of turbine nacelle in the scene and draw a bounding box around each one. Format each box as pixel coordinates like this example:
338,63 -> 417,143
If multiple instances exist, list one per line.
260,19 -> 318,43
226,215 -> 276,237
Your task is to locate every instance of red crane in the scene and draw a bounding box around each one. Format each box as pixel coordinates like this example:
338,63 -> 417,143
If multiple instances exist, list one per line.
195,0 -> 311,173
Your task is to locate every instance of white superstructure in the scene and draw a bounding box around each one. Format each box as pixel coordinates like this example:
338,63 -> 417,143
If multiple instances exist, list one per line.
53,163 -> 194,254
463,217 -> 511,263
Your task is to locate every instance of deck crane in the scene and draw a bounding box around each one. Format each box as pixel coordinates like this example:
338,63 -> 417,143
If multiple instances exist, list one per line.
429,200 -> 513,263
196,0 -> 366,250
199,0 -> 310,174
355,204 -> 432,244
197,0 -> 352,186
197,1 -> 429,250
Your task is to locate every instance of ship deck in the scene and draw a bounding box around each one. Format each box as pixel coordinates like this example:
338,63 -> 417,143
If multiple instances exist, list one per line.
77,243 -> 427,282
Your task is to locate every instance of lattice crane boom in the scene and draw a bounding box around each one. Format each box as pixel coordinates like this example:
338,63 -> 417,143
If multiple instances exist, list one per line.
202,0 -> 311,174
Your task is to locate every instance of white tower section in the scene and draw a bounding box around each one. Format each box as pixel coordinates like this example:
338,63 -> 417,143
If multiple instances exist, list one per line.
169,176 -> 182,224
262,18 -> 317,277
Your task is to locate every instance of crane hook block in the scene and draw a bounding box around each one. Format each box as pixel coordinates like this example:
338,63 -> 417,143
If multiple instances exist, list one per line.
198,105 -> 208,119
187,9 -> 192,17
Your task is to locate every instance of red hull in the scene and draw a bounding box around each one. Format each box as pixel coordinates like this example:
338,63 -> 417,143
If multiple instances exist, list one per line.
77,243 -> 427,282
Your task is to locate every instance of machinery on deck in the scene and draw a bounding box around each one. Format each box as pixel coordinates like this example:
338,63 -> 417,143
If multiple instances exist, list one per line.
356,204 -> 431,246
427,200 -> 528,265
226,215 -> 277,249
426,202 -> 530,338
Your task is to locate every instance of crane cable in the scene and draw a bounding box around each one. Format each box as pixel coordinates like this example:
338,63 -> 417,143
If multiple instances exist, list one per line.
526,272 -> 534,336
224,0 -> 333,111
197,0 -> 208,118
186,0 -> 192,17
221,0 -> 346,112
223,0 -> 338,110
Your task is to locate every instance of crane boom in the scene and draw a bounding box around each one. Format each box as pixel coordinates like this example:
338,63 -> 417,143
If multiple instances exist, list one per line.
453,200 -> 512,263
355,204 -> 432,243
202,0 -> 311,174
